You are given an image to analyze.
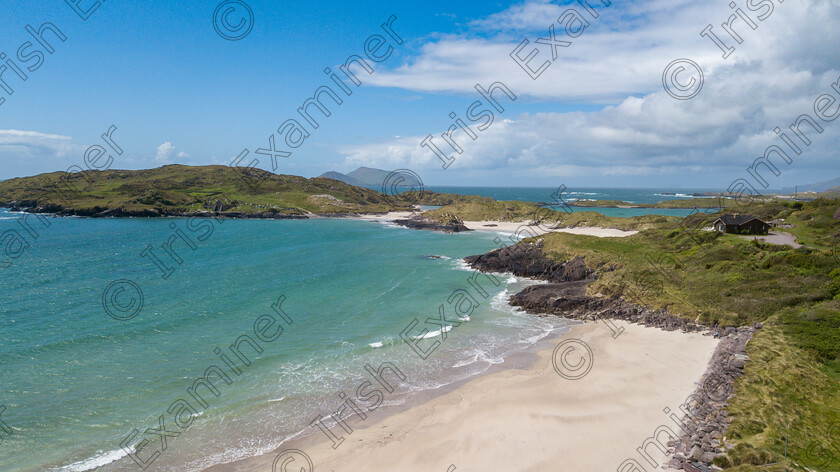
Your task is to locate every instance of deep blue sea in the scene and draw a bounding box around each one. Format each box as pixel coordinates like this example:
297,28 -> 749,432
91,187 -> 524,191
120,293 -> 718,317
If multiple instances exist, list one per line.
0,187 -> 718,472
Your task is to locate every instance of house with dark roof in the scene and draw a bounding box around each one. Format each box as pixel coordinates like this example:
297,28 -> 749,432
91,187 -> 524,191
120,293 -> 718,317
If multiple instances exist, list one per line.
712,214 -> 770,235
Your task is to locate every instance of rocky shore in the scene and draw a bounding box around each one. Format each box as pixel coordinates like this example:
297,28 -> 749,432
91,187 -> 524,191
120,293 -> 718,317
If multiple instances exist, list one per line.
6,201 -> 318,219
464,240 -> 759,471
392,215 -> 471,233
669,325 -> 759,472
464,241 -> 705,332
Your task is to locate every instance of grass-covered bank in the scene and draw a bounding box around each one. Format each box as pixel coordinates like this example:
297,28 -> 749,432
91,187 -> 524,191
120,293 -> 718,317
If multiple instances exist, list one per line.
722,318 -> 840,471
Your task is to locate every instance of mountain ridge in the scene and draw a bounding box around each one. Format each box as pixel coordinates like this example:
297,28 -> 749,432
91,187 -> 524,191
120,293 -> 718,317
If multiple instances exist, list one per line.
319,167 -> 418,188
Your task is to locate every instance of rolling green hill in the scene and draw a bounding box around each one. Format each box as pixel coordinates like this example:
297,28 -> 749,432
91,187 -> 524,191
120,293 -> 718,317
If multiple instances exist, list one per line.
0,165 -> 413,217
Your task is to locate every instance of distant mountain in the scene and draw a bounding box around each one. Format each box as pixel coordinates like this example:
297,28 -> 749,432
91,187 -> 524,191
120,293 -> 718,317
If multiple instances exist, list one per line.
782,176 -> 840,194
820,185 -> 840,197
319,171 -> 366,187
319,167 -> 418,188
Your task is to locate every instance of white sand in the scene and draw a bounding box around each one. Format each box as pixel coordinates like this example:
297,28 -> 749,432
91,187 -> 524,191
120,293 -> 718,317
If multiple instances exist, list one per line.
207,322 -> 718,472
353,211 -> 417,222
350,214 -> 639,238
462,220 -> 638,237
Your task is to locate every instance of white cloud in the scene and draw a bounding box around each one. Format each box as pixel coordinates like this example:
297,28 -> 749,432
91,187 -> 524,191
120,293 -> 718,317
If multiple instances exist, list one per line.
343,0 -> 840,186
0,130 -> 79,159
155,142 -> 175,162
155,143 -> 190,162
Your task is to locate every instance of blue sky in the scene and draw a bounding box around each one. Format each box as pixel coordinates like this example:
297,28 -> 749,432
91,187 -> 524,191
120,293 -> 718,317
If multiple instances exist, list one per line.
2,0 -> 839,189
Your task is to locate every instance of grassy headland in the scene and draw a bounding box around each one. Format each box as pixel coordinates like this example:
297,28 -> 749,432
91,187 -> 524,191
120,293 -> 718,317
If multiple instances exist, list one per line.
0,165 -> 408,216
0,165 -> 508,217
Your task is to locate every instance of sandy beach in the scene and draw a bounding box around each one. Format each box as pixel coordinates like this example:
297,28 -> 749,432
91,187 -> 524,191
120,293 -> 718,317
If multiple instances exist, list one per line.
352,212 -> 639,238
207,321 -> 718,472
462,220 -> 639,238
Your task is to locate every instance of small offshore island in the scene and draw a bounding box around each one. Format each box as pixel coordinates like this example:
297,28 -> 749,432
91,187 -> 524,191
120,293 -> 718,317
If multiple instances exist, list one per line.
1,165 -> 839,472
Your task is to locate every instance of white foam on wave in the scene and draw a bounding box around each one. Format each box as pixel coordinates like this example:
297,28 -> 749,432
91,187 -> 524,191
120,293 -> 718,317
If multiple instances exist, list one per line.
453,259 -> 473,272
368,341 -> 384,348
655,193 -> 696,198
55,448 -> 129,472
490,289 -> 512,311
414,325 -> 452,339
506,276 -> 517,284
452,350 -> 504,368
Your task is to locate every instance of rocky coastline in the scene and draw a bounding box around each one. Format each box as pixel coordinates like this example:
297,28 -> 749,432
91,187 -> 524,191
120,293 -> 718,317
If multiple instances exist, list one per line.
2,200 -> 342,220
464,241 -> 760,471
392,215 -> 471,233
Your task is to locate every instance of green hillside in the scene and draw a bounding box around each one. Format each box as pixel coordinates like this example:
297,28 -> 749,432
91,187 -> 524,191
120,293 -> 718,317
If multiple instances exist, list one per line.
0,165 -> 411,217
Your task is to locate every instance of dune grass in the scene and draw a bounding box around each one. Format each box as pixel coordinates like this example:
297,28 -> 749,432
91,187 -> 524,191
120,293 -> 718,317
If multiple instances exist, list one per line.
722,319 -> 840,471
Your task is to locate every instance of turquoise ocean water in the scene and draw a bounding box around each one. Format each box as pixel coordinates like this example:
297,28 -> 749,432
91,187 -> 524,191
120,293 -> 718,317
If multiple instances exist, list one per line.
425,186 -> 723,217
0,187 -> 717,471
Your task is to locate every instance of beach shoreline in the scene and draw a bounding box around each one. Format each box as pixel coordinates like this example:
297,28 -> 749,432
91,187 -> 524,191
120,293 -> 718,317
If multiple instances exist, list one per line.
204,321 -> 719,472
348,211 -> 639,238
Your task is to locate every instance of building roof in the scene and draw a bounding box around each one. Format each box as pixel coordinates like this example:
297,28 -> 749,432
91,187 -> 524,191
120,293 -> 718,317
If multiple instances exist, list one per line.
715,214 -> 767,226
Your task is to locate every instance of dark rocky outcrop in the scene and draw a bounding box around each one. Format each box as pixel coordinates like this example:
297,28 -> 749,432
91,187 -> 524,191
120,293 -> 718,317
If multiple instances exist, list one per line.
465,242 -> 704,332
509,284 -> 706,332
393,216 -> 470,233
464,242 -> 591,282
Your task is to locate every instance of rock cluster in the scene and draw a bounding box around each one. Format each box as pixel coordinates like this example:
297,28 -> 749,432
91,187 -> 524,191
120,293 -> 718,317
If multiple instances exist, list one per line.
393,216 -> 470,233
509,285 -> 708,332
464,242 -> 591,282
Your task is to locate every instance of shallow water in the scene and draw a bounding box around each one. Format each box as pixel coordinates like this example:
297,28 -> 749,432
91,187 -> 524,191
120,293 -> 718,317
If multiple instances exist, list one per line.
0,209 -> 572,472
